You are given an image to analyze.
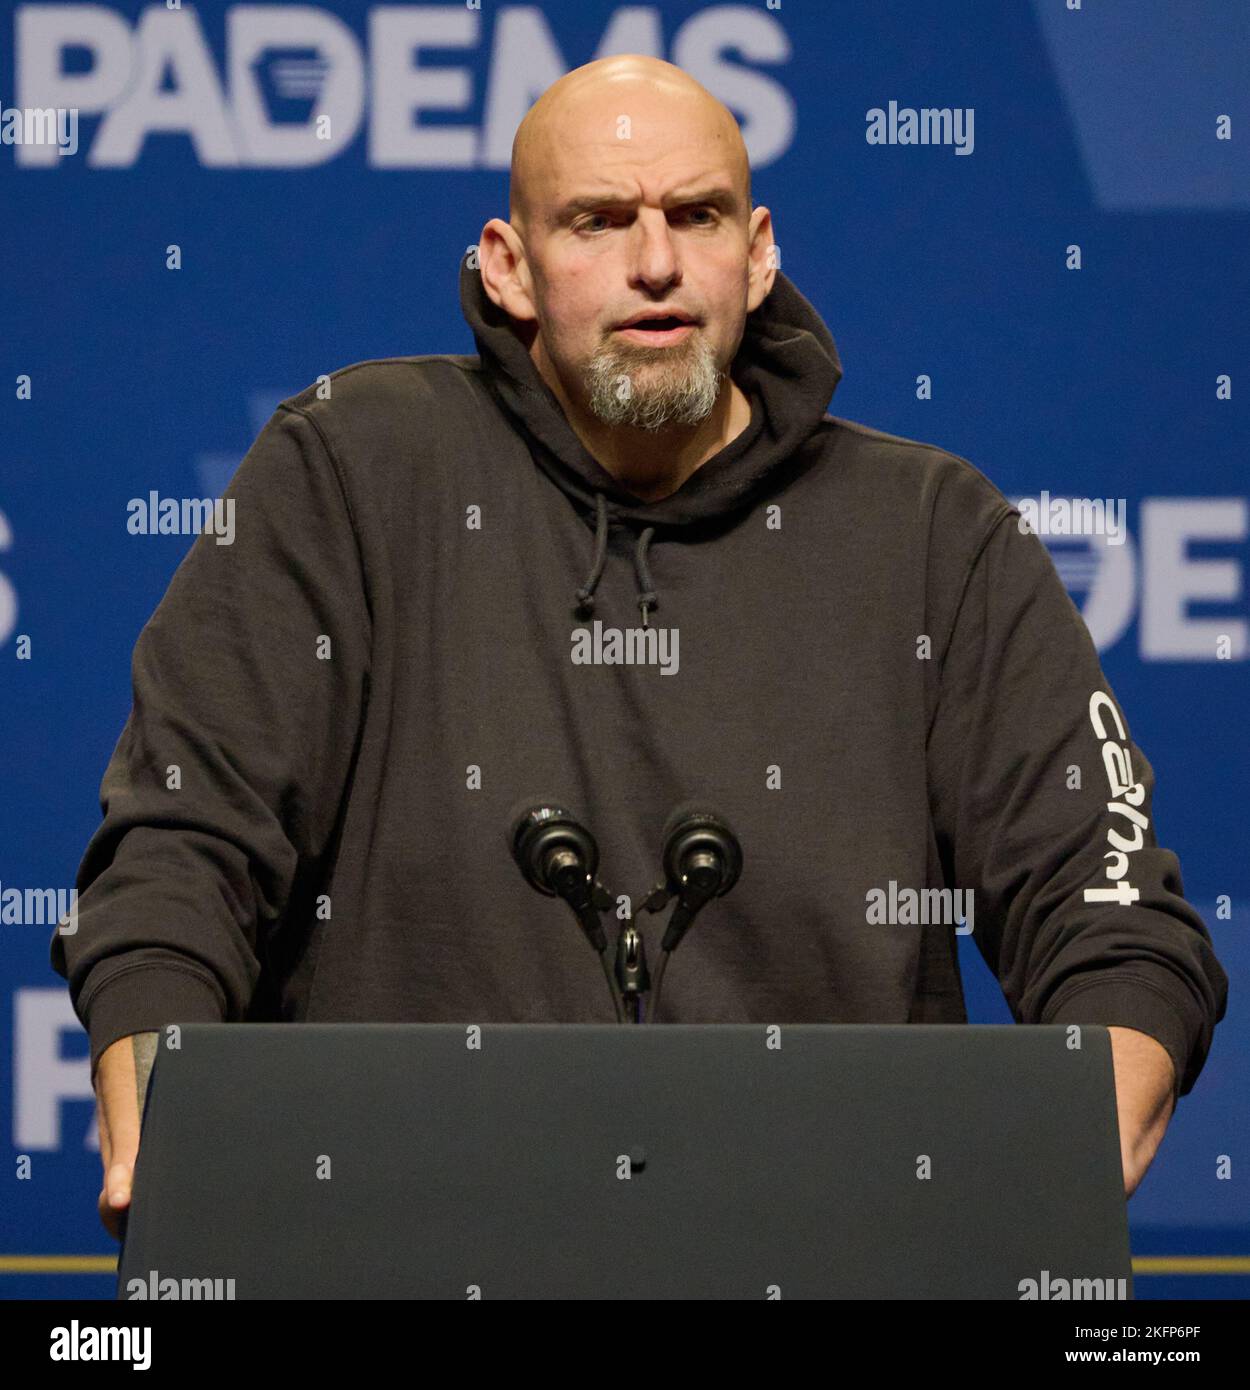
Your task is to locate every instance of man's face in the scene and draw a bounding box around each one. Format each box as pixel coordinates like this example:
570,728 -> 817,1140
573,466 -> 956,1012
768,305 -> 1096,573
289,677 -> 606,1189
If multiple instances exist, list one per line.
517,93 -> 758,430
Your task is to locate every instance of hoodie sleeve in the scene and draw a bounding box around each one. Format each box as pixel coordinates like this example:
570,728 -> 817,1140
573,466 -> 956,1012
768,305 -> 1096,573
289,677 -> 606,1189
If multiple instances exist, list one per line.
50,405 -> 372,1079
926,508 -> 1228,1100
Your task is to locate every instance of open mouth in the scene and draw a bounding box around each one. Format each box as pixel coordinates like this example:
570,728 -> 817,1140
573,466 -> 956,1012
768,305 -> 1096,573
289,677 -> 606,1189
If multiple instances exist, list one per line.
614,315 -> 698,345
622,316 -> 690,332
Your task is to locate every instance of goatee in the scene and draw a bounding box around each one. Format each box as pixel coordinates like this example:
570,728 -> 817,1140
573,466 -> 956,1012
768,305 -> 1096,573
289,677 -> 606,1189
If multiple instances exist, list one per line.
583,334 -> 725,430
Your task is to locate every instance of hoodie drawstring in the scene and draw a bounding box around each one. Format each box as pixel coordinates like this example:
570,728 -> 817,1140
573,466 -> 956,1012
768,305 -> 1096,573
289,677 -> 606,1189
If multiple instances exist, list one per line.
633,527 -> 657,627
574,491 -> 610,614
575,491 -> 658,627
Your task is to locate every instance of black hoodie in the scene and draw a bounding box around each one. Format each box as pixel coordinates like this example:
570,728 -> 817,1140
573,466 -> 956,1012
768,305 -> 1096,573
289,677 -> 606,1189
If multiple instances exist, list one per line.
53,255 -> 1227,1098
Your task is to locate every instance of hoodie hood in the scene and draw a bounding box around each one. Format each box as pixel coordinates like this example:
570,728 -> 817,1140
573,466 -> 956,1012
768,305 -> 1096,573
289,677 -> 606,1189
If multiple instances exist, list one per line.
458,252 -> 843,621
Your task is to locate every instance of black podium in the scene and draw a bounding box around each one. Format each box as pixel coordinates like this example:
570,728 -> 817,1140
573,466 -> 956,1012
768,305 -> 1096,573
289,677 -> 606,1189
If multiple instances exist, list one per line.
117,1023 -> 1132,1299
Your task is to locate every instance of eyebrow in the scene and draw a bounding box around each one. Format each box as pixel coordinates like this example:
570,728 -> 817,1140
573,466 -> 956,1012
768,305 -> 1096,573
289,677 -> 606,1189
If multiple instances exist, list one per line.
550,185 -> 740,227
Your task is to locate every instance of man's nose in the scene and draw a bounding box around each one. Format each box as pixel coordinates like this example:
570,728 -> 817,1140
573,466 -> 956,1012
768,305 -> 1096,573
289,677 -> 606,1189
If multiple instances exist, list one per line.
626,210 -> 682,290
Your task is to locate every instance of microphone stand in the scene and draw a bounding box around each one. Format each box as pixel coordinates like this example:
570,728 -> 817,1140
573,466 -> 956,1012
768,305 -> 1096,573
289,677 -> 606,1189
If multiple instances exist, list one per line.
613,924 -> 651,1024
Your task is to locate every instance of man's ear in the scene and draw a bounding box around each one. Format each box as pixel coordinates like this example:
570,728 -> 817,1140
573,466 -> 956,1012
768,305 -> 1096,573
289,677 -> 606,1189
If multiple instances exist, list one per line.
478,219 -> 538,325
745,206 -> 777,313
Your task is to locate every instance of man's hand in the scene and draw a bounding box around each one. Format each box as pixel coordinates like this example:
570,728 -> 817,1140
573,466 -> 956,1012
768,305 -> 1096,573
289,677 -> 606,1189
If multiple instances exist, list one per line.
94,1032 -> 159,1240
1107,1025 -> 1176,1198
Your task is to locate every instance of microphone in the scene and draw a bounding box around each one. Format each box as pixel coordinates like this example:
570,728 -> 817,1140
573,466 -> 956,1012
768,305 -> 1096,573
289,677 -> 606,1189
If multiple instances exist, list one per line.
652,805 -> 743,951
507,800 -> 624,1022
642,804 -> 743,1022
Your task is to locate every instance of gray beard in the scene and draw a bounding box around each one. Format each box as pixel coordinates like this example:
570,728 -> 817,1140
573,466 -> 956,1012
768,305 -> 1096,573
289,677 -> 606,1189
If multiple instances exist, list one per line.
583,334 -> 725,431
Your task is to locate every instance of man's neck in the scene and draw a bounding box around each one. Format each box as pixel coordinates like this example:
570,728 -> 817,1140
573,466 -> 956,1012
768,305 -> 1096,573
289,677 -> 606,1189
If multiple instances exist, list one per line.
536,357 -> 753,504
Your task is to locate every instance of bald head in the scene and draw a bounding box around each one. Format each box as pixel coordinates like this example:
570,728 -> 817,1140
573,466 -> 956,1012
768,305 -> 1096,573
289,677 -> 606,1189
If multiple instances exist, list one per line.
509,55 -> 751,237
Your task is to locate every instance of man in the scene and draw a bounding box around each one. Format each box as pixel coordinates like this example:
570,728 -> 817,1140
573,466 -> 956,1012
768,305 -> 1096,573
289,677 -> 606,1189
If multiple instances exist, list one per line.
54,56 -> 1226,1240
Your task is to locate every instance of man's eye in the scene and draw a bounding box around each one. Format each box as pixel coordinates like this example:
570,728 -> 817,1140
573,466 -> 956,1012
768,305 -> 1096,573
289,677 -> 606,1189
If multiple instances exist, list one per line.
578,214 -> 612,232
686,207 -> 716,224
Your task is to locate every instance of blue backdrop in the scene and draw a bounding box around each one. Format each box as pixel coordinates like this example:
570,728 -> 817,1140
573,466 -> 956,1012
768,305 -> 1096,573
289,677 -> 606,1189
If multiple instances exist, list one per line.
1,0 -> 1246,1300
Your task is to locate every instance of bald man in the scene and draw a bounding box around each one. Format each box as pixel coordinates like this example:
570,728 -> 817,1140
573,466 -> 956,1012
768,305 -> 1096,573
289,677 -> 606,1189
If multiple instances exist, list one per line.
59,55 -> 1225,1240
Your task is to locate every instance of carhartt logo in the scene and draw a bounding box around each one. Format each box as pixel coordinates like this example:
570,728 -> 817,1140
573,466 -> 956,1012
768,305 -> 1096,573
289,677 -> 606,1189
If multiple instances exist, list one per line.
571,619 -> 679,675
1083,691 -> 1147,906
